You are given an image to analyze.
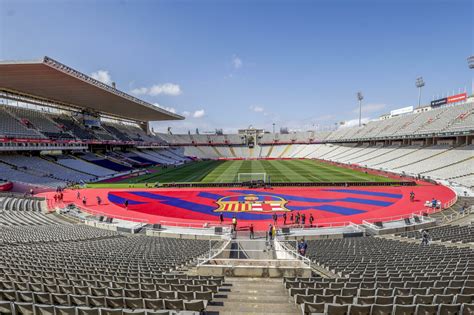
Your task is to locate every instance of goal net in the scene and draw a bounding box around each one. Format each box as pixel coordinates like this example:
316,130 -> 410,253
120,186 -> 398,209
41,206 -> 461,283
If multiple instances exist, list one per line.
237,173 -> 267,183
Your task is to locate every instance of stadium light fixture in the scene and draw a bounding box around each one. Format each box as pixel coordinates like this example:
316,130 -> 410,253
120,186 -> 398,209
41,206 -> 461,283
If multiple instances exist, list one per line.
357,92 -> 364,127
468,56 -> 474,96
416,77 -> 425,108
272,122 -> 275,134
468,55 -> 474,69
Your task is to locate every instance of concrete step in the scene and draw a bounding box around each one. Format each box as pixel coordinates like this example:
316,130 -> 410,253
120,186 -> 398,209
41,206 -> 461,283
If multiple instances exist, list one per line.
206,301 -> 299,313
210,312 -> 300,315
226,278 -> 284,285
228,283 -> 285,289
214,294 -> 290,302
225,288 -> 287,295
223,283 -> 284,288
207,277 -> 299,315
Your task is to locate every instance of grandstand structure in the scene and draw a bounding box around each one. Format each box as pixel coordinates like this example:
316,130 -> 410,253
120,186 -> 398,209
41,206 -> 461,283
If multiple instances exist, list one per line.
0,57 -> 472,190
0,56 -> 186,189
162,98 -> 474,189
0,57 -> 473,314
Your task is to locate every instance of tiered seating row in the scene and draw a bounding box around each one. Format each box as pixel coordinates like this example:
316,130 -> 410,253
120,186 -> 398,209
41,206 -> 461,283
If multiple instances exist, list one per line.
285,237 -> 474,314
398,224 -> 474,243
0,215 -> 225,314
1,100 -> 473,145
0,195 -> 60,226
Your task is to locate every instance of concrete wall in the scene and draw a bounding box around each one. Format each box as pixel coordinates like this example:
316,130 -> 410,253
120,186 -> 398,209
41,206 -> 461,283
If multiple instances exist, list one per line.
145,228 -> 226,240
85,220 -> 118,231
197,259 -> 311,278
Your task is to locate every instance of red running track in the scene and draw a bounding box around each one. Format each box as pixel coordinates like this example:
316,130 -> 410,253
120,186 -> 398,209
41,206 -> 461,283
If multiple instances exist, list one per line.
41,183 -> 456,230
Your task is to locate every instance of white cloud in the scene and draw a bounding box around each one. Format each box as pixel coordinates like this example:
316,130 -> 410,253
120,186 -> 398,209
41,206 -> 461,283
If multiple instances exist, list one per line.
152,103 -> 176,114
91,70 -> 113,85
192,109 -> 205,118
250,105 -> 264,113
353,103 -> 386,114
130,87 -> 148,95
179,109 -> 205,118
339,117 -> 371,128
150,83 -> 182,96
232,55 -> 243,69
131,83 -> 182,96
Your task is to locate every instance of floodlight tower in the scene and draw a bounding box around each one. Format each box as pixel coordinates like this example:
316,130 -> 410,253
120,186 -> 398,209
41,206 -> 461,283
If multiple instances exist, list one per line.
357,92 -> 364,127
468,55 -> 474,95
416,77 -> 425,108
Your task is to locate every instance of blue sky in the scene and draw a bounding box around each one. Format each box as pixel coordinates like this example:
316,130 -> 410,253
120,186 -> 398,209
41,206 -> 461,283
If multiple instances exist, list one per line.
1,0 -> 472,133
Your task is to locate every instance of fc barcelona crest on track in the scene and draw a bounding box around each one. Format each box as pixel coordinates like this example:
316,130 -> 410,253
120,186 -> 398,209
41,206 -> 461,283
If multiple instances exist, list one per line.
214,194 -> 290,213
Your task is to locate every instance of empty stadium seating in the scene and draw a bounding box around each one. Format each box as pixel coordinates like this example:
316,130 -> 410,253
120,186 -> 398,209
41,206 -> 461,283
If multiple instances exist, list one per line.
79,153 -> 133,173
0,155 -> 96,183
398,223 -> 474,243
0,107 -> 45,139
0,194 -> 61,226
286,236 -> 474,315
0,148 -> 191,187
0,159 -> 66,187
0,98 -> 472,189
52,115 -> 96,140
54,156 -> 118,177
0,200 -> 226,314
5,106 -> 72,139
0,99 -> 472,146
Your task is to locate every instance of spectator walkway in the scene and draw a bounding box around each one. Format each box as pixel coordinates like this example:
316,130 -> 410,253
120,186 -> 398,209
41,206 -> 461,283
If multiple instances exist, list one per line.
206,278 -> 300,315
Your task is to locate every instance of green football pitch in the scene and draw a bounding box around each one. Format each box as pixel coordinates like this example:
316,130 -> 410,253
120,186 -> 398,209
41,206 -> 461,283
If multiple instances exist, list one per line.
89,159 -> 394,187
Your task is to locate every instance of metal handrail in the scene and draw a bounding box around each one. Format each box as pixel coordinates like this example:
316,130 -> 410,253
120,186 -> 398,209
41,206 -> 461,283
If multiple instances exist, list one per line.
197,237 -> 232,266
196,257 -> 309,268
276,239 -> 312,269
439,208 -> 472,224
206,248 -> 297,260
72,206 -> 149,223
361,199 -> 456,224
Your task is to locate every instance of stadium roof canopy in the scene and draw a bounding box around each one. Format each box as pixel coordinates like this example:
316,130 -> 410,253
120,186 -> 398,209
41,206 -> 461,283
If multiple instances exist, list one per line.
0,56 -> 184,122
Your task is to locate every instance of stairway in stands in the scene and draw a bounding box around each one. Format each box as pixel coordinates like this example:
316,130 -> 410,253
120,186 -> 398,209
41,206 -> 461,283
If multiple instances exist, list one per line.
382,196 -> 474,249
278,144 -> 292,158
206,278 -> 300,315
229,146 -> 237,158
429,196 -> 474,223
187,236 -> 313,314
211,146 -> 223,158
266,145 -> 274,157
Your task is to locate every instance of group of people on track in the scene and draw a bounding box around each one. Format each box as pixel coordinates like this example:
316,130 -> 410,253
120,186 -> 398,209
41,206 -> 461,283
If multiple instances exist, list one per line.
222,211 -> 316,230
283,212 -> 315,227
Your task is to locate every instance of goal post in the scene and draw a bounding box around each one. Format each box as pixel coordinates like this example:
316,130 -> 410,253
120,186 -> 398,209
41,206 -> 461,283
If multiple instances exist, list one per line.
237,172 -> 268,183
